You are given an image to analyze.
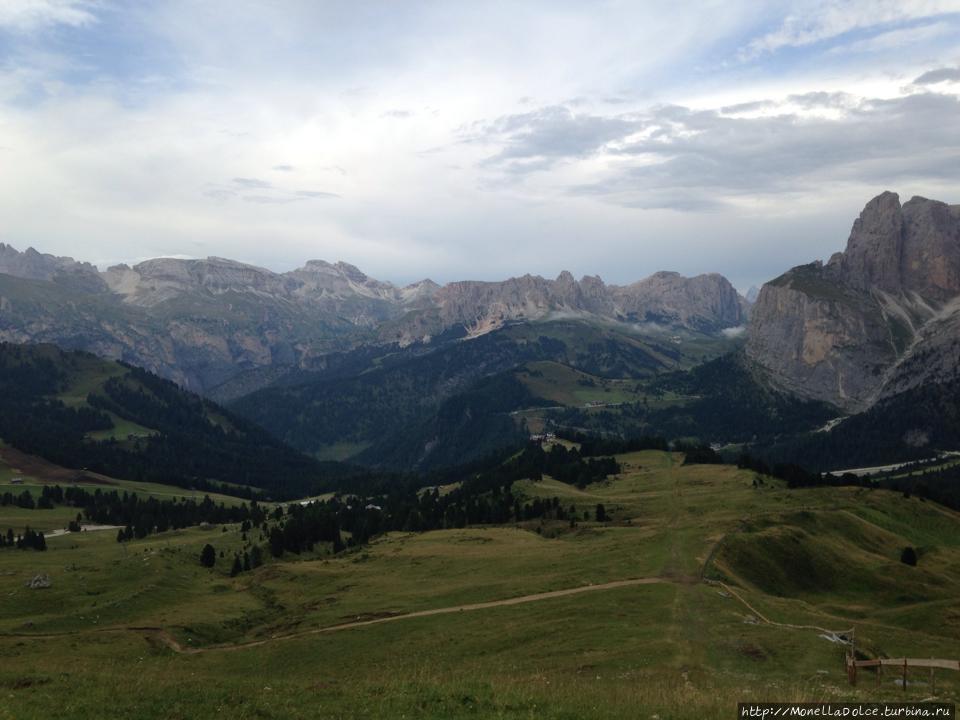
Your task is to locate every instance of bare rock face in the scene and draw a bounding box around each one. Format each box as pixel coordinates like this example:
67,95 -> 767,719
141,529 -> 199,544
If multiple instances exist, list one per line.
830,190 -> 905,294
612,271 -> 746,332
900,197 -> 960,301
747,192 -> 960,411
746,264 -> 899,407
0,244 -> 106,293
390,270 -> 747,341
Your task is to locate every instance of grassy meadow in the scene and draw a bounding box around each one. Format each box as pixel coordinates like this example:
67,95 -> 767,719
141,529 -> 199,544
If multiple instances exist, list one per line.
2,449 -> 960,718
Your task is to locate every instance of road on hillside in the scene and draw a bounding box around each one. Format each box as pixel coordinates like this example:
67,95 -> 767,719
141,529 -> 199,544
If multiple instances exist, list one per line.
149,577 -> 666,654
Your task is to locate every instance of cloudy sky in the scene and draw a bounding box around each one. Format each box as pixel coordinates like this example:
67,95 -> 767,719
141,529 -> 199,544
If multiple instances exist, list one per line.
1,0 -> 959,291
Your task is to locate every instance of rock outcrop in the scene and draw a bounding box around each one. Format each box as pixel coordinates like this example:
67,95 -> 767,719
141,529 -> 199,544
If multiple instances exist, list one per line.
381,270 -> 746,344
746,192 -> 960,411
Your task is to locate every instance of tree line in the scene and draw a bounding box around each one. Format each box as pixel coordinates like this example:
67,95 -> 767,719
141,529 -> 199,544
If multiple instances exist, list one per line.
0,527 -> 47,551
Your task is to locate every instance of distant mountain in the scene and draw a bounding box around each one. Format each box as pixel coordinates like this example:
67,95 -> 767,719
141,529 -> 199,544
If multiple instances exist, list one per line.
747,192 -> 960,412
378,269 -> 747,346
0,342 -> 348,498
0,244 -> 747,395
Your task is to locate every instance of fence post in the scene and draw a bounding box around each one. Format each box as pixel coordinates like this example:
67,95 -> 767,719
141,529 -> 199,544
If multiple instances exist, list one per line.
903,658 -> 907,694
930,660 -> 935,695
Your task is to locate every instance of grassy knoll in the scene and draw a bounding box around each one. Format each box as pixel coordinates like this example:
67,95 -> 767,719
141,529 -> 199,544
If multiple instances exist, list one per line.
2,450 -> 960,718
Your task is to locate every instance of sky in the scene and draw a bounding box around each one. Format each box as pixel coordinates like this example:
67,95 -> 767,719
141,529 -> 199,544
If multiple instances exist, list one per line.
0,1 -> 959,292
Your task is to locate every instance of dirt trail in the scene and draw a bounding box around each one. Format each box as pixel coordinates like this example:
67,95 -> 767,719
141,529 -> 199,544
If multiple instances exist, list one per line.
169,577 -> 665,654
708,579 -> 852,637
97,577 -> 665,655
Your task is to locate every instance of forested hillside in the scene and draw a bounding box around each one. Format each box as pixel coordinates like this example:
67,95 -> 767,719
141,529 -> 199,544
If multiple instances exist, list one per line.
230,320 -> 691,469
0,343 -> 347,498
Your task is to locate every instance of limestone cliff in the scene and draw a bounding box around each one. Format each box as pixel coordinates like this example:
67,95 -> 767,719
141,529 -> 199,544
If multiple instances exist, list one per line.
746,192 -> 960,411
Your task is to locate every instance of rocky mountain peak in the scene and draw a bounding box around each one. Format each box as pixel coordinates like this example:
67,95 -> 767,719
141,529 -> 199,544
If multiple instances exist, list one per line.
333,261 -> 369,283
400,278 -> 440,304
747,191 -> 960,411
300,259 -> 338,274
829,190 -> 903,294
0,243 -> 99,282
825,191 -> 960,301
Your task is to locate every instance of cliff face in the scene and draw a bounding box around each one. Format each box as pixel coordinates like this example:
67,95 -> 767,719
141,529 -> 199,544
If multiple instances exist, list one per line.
746,192 -> 960,411
382,270 -> 747,342
0,245 -> 746,394
611,271 -> 746,332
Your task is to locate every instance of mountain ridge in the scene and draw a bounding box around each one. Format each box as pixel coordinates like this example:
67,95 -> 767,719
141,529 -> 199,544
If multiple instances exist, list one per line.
0,243 -> 748,394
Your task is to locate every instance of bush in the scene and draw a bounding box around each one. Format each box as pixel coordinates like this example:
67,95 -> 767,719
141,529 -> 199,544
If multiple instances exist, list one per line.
900,546 -> 918,566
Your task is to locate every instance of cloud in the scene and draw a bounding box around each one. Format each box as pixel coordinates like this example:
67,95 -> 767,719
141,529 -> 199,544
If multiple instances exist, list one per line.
242,195 -> 298,205
295,190 -> 339,199
474,90 -> 960,211
827,20 -> 953,54
740,0 -> 960,58
203,188 -> 236,201
220,186 -> 339,204
720,100 -> 777,115
2,1 -> 960,293
913,66 -> 960,83
721,325 -> 747,338
232,177 -> 272,189
471,105 -> 641,173
0,0 -> 97,32
786,91 -> 858,109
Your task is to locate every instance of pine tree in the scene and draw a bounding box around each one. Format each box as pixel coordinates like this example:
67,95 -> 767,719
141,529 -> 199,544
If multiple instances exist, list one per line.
230,555 -> 242,577
200,543 -> 216,568
900,546 -> 918,566
250,544 -> 263,568
269,527 -> 284,557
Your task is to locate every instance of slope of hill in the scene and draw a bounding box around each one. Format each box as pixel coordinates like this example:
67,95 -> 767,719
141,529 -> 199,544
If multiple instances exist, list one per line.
4,449 -> 960,718
0,343 -> 345,498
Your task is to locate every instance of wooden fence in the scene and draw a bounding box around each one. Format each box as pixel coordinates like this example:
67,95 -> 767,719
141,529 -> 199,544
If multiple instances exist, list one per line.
846,652 -> 960,693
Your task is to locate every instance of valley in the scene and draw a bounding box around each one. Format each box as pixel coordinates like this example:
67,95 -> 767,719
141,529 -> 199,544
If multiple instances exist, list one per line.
2,191 -> 960,718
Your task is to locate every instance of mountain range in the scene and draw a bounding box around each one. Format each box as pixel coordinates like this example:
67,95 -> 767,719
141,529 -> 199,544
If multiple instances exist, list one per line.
0,243 -> 747,396
2,190 -> 959,472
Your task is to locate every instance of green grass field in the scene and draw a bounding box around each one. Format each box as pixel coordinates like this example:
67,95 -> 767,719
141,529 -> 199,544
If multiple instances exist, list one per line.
2,450 -> 959,718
